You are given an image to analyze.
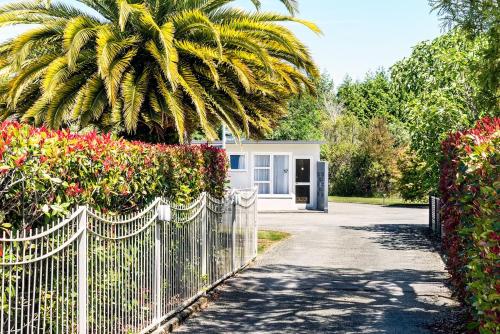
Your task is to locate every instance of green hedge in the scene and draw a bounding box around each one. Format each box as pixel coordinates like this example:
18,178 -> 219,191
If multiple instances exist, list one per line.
0,121 -> 227,231
439,117 -> 499,333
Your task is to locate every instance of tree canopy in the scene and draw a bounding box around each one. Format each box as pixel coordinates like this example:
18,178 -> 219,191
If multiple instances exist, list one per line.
270,25 -> 496,200
336,70 -> 401,122
0,0 -> 320,142
391,28 -> 495,198
269,73 -> 333,141
429,0 -> 499,112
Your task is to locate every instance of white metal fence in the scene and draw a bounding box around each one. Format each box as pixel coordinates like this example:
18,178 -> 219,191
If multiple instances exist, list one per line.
0,189 -> 258,333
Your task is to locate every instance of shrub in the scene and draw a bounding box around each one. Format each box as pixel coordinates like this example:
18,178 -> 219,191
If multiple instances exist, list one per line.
439,116 -> 499,333
397,153 -> 431,201
324,116 -> 404,197
0,121 -> 227,231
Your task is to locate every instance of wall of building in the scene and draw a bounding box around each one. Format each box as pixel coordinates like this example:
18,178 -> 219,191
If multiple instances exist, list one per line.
226,143 -> 321,210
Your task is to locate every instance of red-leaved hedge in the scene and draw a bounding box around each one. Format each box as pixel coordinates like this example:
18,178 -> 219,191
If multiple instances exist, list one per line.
439,116 -> 499,333
0,122 -> 227,231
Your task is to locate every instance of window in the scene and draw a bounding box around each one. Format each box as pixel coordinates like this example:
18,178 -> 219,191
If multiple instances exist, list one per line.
253,154 -> 290,195
229,154 -> 246,170
295,159 -> 311,183
254,155 -> 271,194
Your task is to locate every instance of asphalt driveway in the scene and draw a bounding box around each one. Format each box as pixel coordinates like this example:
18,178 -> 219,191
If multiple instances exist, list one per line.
176,202 -> 457,333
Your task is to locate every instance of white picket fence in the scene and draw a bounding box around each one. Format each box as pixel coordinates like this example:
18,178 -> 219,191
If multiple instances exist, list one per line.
0,189 -> 258,333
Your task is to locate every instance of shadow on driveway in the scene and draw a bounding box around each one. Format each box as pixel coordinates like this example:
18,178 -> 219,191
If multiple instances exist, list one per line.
339,224 -> 438,252
177,203 -> 455,334
178,265 -> 455,333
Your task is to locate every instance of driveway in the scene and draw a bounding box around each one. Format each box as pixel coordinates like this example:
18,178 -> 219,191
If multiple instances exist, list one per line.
176,202 -> 457,333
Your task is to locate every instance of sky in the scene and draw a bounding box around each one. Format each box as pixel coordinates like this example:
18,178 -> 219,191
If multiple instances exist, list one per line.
233,0 -> 444,83
0,0 -> 444,84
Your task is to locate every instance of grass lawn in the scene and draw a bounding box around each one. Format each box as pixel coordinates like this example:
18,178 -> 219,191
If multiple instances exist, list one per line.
258,230 -> 291,254
328,196 -> 427,207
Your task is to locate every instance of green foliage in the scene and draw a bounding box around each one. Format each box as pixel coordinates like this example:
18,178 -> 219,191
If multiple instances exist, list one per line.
326,30 -> 496,200
323,115 -> 403,197
396,153 -> 430,201
328,196 -> 426,206
268,3 -> 497,206
391,29 -> 497,199
430,0 -> 499,33
439,117 -> 499,333
0,121 -> 227,230
269,73 -> 333,140
0,0 -> 320,143
359,118 -> 402,196
328,196 -> 428,207
322,114 -> 362,196
391,28 -> 489,113
429,0 -> 500,110
336,70 -> 401,122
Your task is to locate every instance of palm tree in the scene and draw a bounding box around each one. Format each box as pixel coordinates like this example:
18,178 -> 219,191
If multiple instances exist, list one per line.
0,0 -> 320,143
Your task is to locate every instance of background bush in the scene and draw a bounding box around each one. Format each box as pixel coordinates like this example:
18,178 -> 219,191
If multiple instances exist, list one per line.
439,116 -> 499,333
0,121 -> 227,231
323,116 -> 404,197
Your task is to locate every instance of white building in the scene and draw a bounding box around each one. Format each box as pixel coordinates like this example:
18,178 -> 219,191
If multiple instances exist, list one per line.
194,139 -> 328,212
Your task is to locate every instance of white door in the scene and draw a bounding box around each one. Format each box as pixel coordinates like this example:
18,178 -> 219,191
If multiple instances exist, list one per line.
273,155 -> 289,194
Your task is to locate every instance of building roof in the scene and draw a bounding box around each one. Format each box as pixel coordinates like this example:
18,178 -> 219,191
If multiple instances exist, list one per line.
191,139 -> 325,145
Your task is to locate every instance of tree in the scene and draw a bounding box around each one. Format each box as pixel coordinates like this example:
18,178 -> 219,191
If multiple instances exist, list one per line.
0,0 -> 319,143
391,29 -> 494,198
323,115 -> 403,197
359,118 -> 402,196
429,0 -> 499,112
322,114 -> 364,196
268,73 -> 333,140
336,70 -> 401,123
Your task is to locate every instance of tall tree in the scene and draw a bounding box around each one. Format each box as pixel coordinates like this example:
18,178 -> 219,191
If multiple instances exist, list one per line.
0,0 -> 319,143
268,73 -> 333,140
391,29 -> 492,198
429,0 -> 500,111
336,70 -> 401,123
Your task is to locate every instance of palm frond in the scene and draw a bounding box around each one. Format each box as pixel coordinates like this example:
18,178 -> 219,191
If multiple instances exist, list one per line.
122,67 -> 150,132
0,0 -> 319,142
0,1 -> 100,27
7,54 -> 57,107
154,71 -> 186,140
77,74 -> 108,125
9,23 -> 63,69
63,16 -> 100,70
178,62 -> 216,139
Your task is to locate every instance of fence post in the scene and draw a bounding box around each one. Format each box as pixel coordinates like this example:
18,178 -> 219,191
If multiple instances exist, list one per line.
154,203 -> 161,324
77,206 -> 88,334
432,197 -> 436,234
231,194 -> 237,272
201,194 -> 207,278
428,196 -> 432,231
254,192 -> 258,258
436,198 -> 441,238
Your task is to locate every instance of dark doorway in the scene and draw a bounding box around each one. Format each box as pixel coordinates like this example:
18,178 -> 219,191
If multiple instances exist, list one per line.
295,159 -> 311,204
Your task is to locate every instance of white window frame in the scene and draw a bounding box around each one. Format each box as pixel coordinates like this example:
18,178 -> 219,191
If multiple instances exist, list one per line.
251,152 -> 293,197
294,155 -> 313,204
228,152 -> 248,172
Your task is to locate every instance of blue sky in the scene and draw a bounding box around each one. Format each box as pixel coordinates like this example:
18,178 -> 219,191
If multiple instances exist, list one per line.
234,0 -> 444,83
0,0 -> 444,84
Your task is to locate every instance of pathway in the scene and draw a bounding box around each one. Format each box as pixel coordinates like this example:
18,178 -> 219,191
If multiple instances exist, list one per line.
176,203 -> 457,333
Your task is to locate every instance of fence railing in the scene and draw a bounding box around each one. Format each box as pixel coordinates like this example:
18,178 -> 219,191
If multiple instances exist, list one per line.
428,195 -> 442,238
0,188 -> 258,333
